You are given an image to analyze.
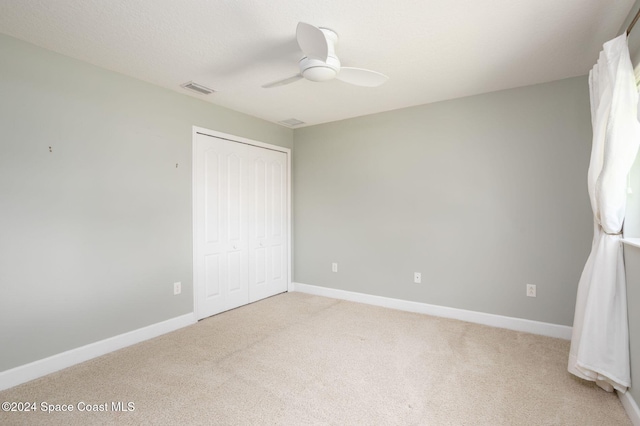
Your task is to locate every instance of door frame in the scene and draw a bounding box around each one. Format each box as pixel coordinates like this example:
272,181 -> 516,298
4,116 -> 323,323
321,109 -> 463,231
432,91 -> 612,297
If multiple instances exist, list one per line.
191,126 -> 292,320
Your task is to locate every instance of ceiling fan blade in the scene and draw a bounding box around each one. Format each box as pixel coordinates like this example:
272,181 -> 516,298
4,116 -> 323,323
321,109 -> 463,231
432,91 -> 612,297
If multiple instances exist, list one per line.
296,22 -> 328,61
262,74 -> 304,89
336,67 -> 388,87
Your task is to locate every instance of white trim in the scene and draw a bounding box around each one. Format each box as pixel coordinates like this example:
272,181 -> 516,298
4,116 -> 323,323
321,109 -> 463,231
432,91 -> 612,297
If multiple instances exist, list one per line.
623,238 -> 640,249
192,126 -> 199,320
192,126 -> 293,154
619,390 -> 640,426
191,126 -> 293,321
286,142 -> 293,293
0,313 -> 195,392
293,282 -> 572,340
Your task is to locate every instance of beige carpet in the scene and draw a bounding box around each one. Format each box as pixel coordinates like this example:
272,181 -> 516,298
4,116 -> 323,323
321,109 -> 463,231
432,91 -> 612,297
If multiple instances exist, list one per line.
0,292 -> 631,425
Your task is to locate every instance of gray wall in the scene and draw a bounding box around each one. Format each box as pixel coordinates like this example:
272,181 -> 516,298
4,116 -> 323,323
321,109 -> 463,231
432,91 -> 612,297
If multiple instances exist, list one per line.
621,0 -> 640,239
621,0 -> 640,407
0,33 -> 293,372
625,247 -> 640,405
625,99 -> 640,406
293,76 -> 593,326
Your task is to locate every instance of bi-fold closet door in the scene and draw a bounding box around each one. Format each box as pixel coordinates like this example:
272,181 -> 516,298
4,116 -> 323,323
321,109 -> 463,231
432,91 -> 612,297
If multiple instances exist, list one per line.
194,131 -> 288,320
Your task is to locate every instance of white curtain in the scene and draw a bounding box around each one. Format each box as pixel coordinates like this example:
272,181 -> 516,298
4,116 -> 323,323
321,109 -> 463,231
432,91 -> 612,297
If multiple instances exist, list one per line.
568,33 -> 640,393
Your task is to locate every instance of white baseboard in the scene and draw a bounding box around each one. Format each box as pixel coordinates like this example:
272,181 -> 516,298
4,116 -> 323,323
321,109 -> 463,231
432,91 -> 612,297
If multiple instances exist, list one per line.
292,282 -> 572,340
0,313 -> 196,392
619,390 -> 640,426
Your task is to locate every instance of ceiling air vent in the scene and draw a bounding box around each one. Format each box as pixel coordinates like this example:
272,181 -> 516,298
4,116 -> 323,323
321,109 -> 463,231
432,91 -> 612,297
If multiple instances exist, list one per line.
278,118 -> 305,127
181,81 -> 215,95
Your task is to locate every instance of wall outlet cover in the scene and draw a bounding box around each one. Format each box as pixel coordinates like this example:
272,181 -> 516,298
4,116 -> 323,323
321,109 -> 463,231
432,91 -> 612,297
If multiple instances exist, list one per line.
526,284 -> 536,298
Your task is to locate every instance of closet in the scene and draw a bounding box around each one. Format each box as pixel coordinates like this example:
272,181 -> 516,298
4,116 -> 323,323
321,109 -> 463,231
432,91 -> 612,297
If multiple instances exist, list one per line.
193,129 -> 289,319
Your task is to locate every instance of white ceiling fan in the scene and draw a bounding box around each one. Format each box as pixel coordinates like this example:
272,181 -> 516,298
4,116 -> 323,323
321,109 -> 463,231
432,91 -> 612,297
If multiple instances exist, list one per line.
262,22 -> 388,89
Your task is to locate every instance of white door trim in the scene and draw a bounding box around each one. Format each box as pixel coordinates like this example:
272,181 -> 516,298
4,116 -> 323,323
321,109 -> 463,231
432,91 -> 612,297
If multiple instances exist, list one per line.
192,126 -> 292,320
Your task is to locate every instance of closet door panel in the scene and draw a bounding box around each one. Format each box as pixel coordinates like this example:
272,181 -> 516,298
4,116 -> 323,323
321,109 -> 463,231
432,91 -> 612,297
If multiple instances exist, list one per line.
196,141 -> 226,318
224,150 -> 249,310
248,153 -> 268,301
249,150 -> 287,302
269,159 -> 285,285
196,135 -> 249,318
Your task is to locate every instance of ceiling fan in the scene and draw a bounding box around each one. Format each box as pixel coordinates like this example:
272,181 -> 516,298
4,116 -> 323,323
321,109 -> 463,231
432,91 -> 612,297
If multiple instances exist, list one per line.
262,22 -> 388,89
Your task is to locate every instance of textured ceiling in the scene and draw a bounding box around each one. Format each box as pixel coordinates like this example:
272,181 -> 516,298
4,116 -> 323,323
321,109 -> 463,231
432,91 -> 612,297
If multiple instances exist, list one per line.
0,0 -> 635,127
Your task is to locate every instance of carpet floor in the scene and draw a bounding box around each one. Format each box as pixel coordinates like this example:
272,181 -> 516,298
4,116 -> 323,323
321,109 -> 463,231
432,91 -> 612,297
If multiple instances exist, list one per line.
0,292 -> 631,425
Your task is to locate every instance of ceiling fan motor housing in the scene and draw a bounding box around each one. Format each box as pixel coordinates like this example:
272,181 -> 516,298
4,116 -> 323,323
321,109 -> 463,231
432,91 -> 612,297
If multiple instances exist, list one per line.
299,55 -> 341,82
263,23 -> 387,88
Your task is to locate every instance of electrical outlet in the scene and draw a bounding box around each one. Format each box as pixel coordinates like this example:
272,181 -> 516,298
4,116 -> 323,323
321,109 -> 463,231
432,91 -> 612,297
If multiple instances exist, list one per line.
174,282 -> 182,295
414,272 -> 422,284
526,284 -> 536,298
332,263 -> 338,273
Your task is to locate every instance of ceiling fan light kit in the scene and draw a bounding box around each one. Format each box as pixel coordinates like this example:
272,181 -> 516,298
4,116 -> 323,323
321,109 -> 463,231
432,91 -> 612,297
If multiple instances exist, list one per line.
299,56 -> 340,82
262,22 -> 388,89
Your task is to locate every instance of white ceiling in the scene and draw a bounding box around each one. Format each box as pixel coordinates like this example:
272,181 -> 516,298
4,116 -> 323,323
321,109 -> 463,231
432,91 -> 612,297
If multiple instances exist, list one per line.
0,1 -> 635,127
